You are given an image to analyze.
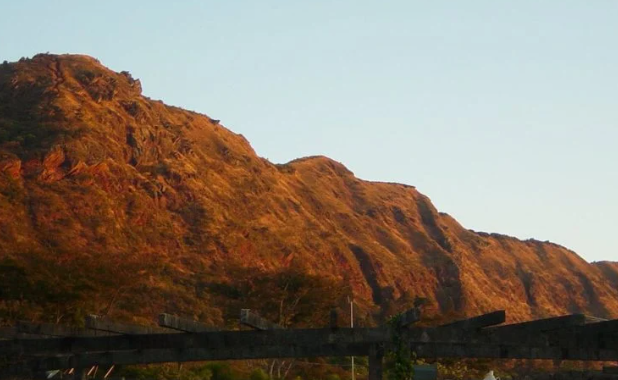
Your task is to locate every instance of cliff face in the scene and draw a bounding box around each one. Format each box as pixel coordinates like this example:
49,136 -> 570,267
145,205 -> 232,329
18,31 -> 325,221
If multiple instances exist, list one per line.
1,54 -> 616,325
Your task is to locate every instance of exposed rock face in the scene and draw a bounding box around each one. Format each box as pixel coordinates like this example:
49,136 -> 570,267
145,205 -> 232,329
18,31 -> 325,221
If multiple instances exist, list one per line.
0,156 -> 21,179
0,54 -> 616,324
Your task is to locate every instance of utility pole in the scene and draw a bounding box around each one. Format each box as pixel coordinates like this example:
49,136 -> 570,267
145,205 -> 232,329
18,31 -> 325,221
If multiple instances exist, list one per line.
348,297 -> 355,380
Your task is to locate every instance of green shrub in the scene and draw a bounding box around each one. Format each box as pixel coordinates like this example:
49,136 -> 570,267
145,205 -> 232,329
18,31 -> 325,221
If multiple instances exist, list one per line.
205,362 -> 236,380
385,314 -> 414,380
250,368 -> 270,380
326,374 -> 341,380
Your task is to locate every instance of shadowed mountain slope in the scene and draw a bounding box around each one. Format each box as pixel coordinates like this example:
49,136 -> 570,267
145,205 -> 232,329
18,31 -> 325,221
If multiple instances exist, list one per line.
0,54 -> 616,325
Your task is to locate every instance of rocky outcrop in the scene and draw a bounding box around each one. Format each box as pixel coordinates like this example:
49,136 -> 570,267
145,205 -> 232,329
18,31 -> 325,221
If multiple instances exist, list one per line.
0,155 -> 20,179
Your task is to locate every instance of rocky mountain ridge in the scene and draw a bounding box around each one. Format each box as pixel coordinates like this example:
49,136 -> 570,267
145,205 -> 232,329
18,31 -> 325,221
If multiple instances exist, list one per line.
0,54 -> 616,325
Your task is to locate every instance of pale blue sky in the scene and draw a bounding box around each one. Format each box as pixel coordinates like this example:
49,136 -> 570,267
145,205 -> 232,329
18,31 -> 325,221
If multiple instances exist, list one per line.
1,1 -> 616,262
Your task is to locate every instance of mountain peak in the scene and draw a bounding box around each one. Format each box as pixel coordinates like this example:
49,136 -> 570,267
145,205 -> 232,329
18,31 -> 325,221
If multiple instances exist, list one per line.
1,53 -> 143,118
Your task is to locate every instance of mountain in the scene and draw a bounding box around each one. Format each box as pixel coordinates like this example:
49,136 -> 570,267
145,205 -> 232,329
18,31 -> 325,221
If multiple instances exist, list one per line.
1,54 -> 617,326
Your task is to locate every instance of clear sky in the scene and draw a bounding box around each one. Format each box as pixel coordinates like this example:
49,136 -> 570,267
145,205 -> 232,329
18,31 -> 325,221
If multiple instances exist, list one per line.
1,1 -> 617,262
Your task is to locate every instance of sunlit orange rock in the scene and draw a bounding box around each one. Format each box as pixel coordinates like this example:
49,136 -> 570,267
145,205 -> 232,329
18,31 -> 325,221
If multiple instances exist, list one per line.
0,54 -> 616,324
